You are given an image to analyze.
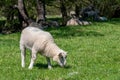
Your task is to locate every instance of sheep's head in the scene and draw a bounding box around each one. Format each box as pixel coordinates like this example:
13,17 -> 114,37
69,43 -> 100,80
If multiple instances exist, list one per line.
53,51 -> 67,67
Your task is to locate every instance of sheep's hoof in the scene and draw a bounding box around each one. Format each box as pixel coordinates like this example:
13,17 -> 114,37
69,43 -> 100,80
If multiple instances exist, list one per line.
21,65 -> 25,68
48,66 -> 52,69
28,66 -> 33,70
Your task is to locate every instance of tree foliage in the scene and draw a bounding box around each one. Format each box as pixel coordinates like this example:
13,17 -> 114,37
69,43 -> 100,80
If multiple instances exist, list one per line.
0,0 -> 120,33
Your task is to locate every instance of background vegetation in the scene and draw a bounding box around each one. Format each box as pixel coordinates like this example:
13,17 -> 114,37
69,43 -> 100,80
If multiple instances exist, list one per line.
0,0 -> 120,33
0,19 -> 120,80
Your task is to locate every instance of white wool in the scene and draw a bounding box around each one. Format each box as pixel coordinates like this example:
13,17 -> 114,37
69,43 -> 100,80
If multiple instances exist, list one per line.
20,26 -> 67,69
67,18 -> 79,26
20,27 -> 63,57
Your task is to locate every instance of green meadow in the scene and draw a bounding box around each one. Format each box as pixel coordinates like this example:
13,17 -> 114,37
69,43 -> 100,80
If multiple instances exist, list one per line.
0,19 -> 120,80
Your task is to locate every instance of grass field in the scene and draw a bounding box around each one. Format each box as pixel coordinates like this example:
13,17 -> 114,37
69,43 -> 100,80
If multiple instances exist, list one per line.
0,19 -> 120,80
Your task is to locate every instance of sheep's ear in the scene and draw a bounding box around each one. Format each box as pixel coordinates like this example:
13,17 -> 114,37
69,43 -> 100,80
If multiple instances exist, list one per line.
58,53 -> 63,57
64,51 -> 67,55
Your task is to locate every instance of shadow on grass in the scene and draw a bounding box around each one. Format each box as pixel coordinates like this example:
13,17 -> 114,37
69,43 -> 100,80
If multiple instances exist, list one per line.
34,63 -> 71,69
46,26 -> 104,39
108,18 -> 120,25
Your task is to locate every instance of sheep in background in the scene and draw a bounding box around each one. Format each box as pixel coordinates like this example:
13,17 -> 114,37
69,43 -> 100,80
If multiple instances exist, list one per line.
29,22 -> 43,29
20,26 -> 67,69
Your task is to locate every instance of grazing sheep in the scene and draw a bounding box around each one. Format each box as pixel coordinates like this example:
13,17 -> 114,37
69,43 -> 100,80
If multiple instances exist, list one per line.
20,26 -> 67,69
67,18 -> 80,26
67,18 -> 91,26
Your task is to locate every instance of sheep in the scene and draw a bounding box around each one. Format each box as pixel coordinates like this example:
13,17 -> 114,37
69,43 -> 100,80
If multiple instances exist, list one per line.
20,26 -> 67,69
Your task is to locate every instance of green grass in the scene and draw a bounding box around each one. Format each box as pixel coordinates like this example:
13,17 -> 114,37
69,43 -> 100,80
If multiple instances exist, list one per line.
0,19 -> 120,80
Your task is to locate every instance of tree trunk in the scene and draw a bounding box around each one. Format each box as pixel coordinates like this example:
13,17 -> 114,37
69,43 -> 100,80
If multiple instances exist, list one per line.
17,0 -> 33,26
75,4 -> 81,18
112,7 -> 120,18
60,0 -> 68,26
36,0 -> 46,23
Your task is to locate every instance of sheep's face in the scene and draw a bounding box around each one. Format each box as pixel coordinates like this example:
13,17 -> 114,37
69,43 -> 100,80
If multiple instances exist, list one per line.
53,52 -> 67,67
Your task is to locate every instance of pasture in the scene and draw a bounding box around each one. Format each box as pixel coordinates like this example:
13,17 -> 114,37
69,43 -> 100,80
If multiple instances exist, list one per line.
0,19 -> 120,80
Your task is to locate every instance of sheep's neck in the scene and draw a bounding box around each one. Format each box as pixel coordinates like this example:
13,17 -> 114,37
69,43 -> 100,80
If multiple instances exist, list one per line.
44,42 -> 60,58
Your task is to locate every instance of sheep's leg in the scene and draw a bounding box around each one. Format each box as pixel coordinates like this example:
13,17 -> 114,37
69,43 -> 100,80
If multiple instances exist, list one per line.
28,49 -> 37,69
20,44 -> 26,68
46,57 -> 52,69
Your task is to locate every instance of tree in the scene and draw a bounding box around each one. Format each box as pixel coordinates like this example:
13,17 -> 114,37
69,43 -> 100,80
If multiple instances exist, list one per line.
1,0 -> 120,33
0,0 -> 21,33
36,0 -> 46,23
59,0 -> 68,26
17,0 -> 33,26
16,0 -> 47,28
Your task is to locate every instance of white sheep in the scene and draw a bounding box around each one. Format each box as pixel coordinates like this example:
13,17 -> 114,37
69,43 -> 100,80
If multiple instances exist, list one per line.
20,26 -> 67,69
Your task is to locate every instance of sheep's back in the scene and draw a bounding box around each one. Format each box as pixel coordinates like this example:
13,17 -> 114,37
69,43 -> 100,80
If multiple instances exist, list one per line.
20,27 -> 54,50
